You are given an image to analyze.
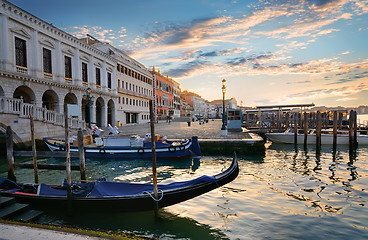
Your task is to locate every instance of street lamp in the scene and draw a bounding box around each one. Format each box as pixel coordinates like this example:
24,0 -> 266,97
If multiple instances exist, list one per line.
221,79 -> 227,136
83,87 -> 94,129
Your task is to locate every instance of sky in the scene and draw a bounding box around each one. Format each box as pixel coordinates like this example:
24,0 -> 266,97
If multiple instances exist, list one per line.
8,0 -> 368,107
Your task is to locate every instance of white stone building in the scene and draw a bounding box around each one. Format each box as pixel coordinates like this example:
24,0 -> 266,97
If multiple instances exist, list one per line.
89,40 -> 153,125
0,0 -> 118,130
192,95 -> 206,119
172,78 -> 181,118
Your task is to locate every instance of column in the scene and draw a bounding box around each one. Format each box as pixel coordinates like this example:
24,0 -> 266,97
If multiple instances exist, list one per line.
111,64 -> 117,93
54,40 -> 63,82
90,100 -> 96,125
101,61 -> 107,91
88,55 -> 94,88
101,100 -> 107,127
30,28 -> 41,78
0,14 -> 11,71
73,48 -> 81,85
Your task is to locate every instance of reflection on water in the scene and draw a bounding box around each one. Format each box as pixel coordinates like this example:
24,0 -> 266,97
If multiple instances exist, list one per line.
1,145 -> 368,239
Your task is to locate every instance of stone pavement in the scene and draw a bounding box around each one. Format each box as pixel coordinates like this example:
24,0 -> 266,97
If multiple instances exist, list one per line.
104,119 -> 253,140
0,223 -> 104,240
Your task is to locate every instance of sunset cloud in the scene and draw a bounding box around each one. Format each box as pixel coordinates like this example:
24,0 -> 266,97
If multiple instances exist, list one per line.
60,0 -> 368,106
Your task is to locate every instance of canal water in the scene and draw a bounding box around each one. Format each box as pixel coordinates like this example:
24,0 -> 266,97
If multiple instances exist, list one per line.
1,143 -> 368,240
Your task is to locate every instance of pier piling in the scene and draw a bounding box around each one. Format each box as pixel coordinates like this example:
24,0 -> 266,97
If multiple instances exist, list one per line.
294,113 -> 298,145
78,129 -> 87,181
64,106 -> 72,212
6,126 -> 16,182
316,111 -> 322,151
303,112 -> 308,148
349,110 -> 354,149
333,111 -> 338,148
30,114 -> 39,184
149,100 -> 159,216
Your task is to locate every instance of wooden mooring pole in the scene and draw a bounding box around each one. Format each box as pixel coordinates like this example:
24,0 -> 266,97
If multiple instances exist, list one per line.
316,111 -> 322,151
353,110 -> 358,147
294,113 -> 298,144
149,100 -> 159,215
333,111 -> 338,148
349,110 -> 357,150
64,106 -> 72,211
349,110 -> 353,149
30,114 -> 39,184
78,128 -> 87,181
6,126 -> 16,181
303,112 -> 308,148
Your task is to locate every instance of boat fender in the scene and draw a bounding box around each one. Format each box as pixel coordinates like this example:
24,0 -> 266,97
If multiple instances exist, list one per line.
138,148 -> 144,154
169,146 -> 176,152
99,148 -> 106,154
179,145 -> 185,151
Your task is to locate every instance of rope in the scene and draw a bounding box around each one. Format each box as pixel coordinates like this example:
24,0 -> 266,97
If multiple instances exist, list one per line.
144,190 -> 164,202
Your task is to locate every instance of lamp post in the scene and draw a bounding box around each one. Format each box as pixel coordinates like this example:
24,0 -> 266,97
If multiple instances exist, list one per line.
83,87 -> 94,129
221,79 -> 227,136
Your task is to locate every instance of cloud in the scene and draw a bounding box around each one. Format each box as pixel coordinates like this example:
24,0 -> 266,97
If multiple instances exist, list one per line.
66,25 -> 129,45
336,97 -> 357,102
166,60 -> 214,78
282,81 -> 368,103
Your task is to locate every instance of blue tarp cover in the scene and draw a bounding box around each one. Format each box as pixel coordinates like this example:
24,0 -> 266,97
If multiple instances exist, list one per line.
36,175 -> 216,198
0,178 -> 22,191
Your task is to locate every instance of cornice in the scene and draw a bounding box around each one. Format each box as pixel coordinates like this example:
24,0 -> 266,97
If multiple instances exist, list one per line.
1,0 -> 115,63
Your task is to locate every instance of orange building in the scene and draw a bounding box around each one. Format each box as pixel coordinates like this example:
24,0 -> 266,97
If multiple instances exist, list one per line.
150,67 -> 174,120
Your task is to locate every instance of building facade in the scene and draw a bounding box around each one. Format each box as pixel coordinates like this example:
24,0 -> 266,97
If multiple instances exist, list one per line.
89,40 -> 153,125
0,0 -> 118,129
180,90 -> 207,120
151,68 -> 174,121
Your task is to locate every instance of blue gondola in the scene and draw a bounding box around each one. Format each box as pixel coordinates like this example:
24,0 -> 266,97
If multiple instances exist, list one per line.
43,135 -> 201,159
0,153 -> 238,212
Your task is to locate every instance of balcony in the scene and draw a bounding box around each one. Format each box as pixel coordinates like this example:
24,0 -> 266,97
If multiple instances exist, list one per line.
64,77 -> 73,84
44,72 -> 53,80
16,66 -> 28,74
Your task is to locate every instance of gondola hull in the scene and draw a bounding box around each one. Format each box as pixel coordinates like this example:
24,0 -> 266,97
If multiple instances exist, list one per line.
44,136 -> 202,159
0,154 -> 239,212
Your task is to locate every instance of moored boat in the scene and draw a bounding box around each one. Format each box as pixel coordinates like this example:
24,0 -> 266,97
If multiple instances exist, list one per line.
266,128 -> 368,145
0,153 -> 239,212
44,135 -> 201,159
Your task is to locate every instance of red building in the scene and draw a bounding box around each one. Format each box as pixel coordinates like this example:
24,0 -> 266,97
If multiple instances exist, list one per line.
151,67 -> 174,120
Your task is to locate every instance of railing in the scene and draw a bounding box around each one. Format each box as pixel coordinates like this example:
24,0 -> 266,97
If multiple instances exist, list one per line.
16,66 -> 28,74
44,72 -> 53,80
64,77 -> 73,84
0,96 -> 84,129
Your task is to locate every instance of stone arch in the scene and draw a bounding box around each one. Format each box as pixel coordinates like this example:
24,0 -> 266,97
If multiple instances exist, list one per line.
13,85 -> 36,104
42,89 -> 59,112
95,97 -> 105,127
64,92 -> 78,105
64,92 -> 78,113
107,99 -> 115,126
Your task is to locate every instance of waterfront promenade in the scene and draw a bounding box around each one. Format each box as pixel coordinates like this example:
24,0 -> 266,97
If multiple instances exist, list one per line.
114,119 -> 250,139
100,119 -> 265,154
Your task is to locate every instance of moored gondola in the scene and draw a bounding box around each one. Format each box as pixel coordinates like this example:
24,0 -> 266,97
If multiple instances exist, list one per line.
0,153 -> 239,212
43,135 -> 202,159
